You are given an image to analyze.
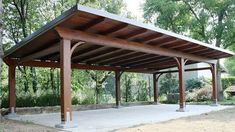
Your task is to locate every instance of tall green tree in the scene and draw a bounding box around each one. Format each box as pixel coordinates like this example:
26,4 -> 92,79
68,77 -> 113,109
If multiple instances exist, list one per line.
86,70 -> 112,104
159,72 -> 178,95
0,0 -> 3,118
143,0 -> 235,100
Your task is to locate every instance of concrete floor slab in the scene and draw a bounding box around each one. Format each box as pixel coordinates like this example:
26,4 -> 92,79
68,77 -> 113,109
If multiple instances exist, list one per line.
7,104 -> 232,132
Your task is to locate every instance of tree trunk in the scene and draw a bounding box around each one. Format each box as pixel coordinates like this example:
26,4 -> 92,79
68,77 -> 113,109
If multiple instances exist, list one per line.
0,0 -> 3,119
216,60 -> 223,101
31,67 -> 37,93
50,68 -> 55,92
148,76 -> 151,101
214,8 -> 226,101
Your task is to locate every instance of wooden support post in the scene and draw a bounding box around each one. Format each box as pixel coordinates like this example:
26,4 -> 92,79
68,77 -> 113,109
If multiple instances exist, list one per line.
175,57 -> 186,112
115,71 -> 121,107
153,73 -> 162,104
8,65 -> 16,114
210,63 -> 218,105
58,39 -> 73,127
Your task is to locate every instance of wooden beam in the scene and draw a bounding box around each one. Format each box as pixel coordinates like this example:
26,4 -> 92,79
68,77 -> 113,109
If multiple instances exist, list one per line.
129,57 -> 172,68
100,23 -> 128,35
72,46 -> 111,62
149,37 -> 177,46
169,42 -> 191,49
20,44 -> 60,63
85,49 -> 125,64
144,34 -> 166,44
158,39 -> 181,47
98,51 -> 140,65
4,58 -> 120,71
127,31 -> 148,41
90,50 -> 133,64
122,56 -> 164,67
108,53 -> 148,66
189,47 -> 209,54
119,55 -> 158,67
161,41 -> 188,48
119,28 -> 147,40
184,46 -> 205,53
182,45 -> 201,52
78,17 -> 105,30
206,52 -> 224,58
154,67 -> 211,74
72,45 -> 101,58
55,27 -> 216,64
198,50 -> 217,56
81,48 -> 118,63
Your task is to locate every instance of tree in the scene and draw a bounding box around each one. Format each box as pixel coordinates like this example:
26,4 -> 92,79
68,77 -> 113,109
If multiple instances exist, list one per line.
123,74 -> 133,102
0,0 -> 3,119
86,70 -> 112,104
225,45 -> 235,76
159,72 -> 178,95
136,80 -> 148,101
143,0 -> 235,100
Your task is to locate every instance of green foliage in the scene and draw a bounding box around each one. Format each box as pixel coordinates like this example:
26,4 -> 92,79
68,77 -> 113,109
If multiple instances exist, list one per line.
143,0 -> 235,47
166,93 -> 179,104
159,72 -> 178,95
143,0 -> 190,33
224,56 -> 235,76
186,77 -> 206,91
221,77 -> 235,90
136,80 -> 148,101
123,74 -> 133,102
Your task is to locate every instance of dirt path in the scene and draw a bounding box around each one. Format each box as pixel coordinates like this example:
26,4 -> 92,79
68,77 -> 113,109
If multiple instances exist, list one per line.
0,119 -> 60,132
117,106 -> 235,132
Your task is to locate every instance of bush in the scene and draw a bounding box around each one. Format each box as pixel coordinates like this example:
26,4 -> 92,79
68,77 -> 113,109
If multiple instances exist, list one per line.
1,91 -> 60,108
222,77 -> 235,90
159,72 -> 178,95
186,87 -> 212,102
186,77 -> 206,91
166,93 -> 179,104
196,87 -> 212,101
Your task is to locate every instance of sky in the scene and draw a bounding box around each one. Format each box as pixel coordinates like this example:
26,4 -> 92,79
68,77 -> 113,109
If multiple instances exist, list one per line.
125,0 -> 144,20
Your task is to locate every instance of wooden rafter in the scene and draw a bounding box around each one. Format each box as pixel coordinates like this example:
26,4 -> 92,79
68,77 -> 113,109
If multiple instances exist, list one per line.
55,27 -> 217,64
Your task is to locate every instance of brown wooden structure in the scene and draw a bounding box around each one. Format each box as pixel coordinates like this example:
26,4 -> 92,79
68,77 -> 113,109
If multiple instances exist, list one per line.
3,5 -> 234,127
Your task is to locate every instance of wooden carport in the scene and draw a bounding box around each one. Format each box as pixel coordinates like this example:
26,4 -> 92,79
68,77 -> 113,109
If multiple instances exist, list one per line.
3,5 -> 234,128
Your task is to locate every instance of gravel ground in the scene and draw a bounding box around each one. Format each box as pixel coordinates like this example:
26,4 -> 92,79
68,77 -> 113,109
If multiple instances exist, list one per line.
117,106 -> 235,132
0,119 -> 60,132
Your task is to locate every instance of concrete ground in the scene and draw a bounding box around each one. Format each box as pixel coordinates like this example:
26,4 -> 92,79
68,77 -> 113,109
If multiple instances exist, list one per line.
7,104 -> 231,132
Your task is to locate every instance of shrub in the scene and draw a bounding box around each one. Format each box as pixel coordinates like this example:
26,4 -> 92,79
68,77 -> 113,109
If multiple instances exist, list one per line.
186,77 -> 206,91
222,77 -> 235,90
186,87 -> 212,102
166,93 -> 179,104
186,91 -> 197,102
159,72 -> 178,95
196,87 -> 212,101
159,94 -> 167,103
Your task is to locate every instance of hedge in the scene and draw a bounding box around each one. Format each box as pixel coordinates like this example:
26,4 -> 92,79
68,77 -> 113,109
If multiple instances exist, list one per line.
222,77 -> 235,90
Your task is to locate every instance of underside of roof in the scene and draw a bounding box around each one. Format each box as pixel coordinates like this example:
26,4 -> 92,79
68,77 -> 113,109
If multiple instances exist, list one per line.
3,5 -> 234,73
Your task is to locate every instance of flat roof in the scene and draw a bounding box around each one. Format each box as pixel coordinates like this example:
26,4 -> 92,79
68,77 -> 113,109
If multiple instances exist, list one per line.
4,4 -> 234,73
